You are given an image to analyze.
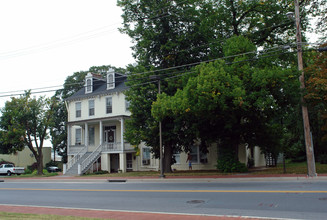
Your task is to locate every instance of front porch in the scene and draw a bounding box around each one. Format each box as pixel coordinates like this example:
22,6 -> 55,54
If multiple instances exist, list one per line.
66,116 -> 135,175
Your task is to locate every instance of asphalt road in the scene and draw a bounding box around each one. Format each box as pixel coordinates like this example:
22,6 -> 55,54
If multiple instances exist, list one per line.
1,178 -> 327,219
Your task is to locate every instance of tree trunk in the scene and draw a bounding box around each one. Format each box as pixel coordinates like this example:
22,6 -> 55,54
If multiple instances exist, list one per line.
36,150 -> 43,175
163,145 -> 173,173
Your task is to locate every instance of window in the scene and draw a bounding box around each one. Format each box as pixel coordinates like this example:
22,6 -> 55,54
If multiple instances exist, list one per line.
106,97 -> 112,114
86,78 -> 92,93
89,100 -> 95,116
107,73 -> 115,89
75,128 -> 81,145
89,127 -> 95,145
75,102 -> 81,118
189,145 -> 208,164
142,147 -> 150,165
173,153 -> 181,164
125,99 -> 130,111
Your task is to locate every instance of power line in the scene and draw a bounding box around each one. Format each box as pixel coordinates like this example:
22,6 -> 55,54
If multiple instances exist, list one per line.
1,40 -> 321,99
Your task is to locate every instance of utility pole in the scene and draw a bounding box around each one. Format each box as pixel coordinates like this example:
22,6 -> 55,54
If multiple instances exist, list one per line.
294,0 -> 316,177
150,75 -> 165,178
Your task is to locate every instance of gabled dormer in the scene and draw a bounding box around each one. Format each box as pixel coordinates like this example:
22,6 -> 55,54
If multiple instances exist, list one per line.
85,72 -> 93,94
107,68 -> 115,90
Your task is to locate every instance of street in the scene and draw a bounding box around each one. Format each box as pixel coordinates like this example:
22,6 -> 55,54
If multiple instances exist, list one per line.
1,178 -> 327,219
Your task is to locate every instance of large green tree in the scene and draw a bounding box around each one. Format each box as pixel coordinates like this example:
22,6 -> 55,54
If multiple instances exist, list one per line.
305,43 -> 327,159
152,36 -> 301,162
118,0 -> 310,172
0,92 -> 55,175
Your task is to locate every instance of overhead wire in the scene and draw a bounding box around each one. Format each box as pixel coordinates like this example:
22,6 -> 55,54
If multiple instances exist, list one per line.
0,45 -> 301,99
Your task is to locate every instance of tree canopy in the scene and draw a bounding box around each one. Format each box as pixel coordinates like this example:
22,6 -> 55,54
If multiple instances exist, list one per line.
0,92 -> 55,175
118,0 -> 311,171
152,36 -> 301,161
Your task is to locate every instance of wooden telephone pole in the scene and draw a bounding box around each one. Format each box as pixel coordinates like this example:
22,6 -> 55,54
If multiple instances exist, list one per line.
294,0 -> 316,177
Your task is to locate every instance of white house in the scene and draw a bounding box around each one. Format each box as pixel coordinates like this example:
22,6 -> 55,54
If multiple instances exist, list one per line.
64,69 -> 266,175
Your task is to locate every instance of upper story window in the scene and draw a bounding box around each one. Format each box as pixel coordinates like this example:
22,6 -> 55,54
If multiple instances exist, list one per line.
125,100 -> 130,111
85,72 -> 93,94
89,100 -> 95,116
86,79 -> 92,93
107,69 -> 115,90
106,97 -> 112,114
75,102 -> 81,118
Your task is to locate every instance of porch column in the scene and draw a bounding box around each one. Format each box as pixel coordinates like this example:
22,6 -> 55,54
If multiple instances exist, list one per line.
85,123 -> 88,150
99,120 -> 103,145
67,125 -> 71,154
120,118 -> 124,151
119,153 -> 126,173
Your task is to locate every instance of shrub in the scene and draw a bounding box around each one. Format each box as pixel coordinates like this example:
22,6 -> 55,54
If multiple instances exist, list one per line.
45,160 -> 60,168
93,170 -> 109,175
27,162 -> 38,171
320,154 -> 327,164
217,152 -> 248,173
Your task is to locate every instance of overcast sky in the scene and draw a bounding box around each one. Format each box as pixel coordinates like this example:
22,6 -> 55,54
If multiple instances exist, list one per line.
0,0 -> 135,107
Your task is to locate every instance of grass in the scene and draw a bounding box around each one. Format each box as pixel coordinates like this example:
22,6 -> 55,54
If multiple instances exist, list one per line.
84,161 -> 327,177
250,161 -> 327,175
4,161 -> 327,178
0,212 -> 107,220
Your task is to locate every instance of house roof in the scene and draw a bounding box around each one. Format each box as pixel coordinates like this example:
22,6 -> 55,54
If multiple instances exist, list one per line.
65,73 -> 128,102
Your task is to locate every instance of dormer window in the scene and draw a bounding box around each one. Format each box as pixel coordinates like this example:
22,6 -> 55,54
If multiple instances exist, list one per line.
107,68 -> 115,90
85,72 -> 93,94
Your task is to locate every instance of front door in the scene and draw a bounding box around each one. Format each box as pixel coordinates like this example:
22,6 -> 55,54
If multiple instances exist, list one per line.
104,126 -> 116,144
110,154 -> 119,172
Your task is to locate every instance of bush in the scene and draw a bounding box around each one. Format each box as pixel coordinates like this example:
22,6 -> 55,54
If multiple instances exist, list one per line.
27,162 -> 38,172
217,153 -> 248,173
320,154 -> 327,164
93,170 -> 109,175
45,160 -> 60,168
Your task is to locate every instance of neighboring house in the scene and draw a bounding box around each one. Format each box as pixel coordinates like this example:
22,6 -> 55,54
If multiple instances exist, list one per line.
0,147 -> 51,168
64,69 -> 266,175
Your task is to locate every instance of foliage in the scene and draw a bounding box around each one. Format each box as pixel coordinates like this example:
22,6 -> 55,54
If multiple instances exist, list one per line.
319,154 -> 327,164
217,151 -> 248,173
93,170 -> 109,175
27,162 -> 38,172
305,43 -> 327,156
45,160 -> 61,168
307,0 -> 327,42
152,36 -> 301,163
0,92 -> 55,175
118,0 -> 313,172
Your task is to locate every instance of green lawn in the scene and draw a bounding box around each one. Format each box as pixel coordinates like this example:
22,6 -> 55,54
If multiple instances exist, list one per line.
0,212 -> 107,220
84,161 -> 327,177
5,161 -> 327,178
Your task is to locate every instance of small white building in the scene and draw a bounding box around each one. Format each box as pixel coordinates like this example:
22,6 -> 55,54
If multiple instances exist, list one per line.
64,69 -> 266,175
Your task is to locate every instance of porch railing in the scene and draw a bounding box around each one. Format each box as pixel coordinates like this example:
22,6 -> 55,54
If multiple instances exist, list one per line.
68,145 -> 85,155
102,142 -> 134,152
79,144 -> 102,174
67,146 -> 87,171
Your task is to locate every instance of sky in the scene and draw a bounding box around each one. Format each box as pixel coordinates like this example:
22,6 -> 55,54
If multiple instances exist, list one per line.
0,0 -> 135,107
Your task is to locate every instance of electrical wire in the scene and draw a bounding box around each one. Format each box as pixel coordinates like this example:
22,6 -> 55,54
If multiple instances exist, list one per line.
0,47 -> 301,99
